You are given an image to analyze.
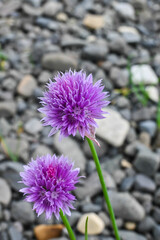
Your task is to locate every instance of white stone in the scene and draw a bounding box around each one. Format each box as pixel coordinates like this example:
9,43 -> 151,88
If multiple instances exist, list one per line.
145,86 -> 159,103
77,213 -> 105,235
0,178 -> 12,206
53,135 -> 86,172
96,109 -> 130,147
131,65 -> 158,85
113,2 -> 135,20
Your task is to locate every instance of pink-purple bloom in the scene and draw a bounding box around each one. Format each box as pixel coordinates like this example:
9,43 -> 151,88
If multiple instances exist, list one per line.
20,154 -> 80,219
39,70 -> 110,145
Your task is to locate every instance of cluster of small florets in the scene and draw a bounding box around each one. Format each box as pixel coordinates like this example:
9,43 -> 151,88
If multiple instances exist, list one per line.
20,70 -> 109,219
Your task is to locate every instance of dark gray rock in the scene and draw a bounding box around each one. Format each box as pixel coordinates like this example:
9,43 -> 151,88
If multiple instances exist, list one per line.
8,226 -> 23,240
42,53 -> 78,71
81,203 -> 102,213
120,176 -> 135,191
153,207 -> 160,223
153,225 -> 160,240
110,67 -> 128,87
102,155 -> 122,174
1,169 -> 25,192
119,230 -> 147,240
134,174 -> 156,193
0,204 -> 2,219
74,171 -> 115,200
82,43 -> 108,61
36,17 -> 59,30
0,101 -> 16,117
132,107 -> 157,121
53,135 -> 86,173
108,36 -> 129,55
61,35 -> 86,48
155,173 -> 160,186
154,188 -> 160,205
138,216 -> 156,232
11,201 -> 35,224
106,191 -> 145,221
139,120 -> 157,137
0,231 -> 8,240
134,150 -> 159,176
68,211 -> 81,227
83,138 -> 107,159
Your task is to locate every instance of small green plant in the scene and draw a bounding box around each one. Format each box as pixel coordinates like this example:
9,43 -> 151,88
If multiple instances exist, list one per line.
0,46 -> 8,71
157,98 -> 160,130
127,58 -> 149,106
0,121 -> 23,162
85,217 -> 88,240
0,133 -> 18,162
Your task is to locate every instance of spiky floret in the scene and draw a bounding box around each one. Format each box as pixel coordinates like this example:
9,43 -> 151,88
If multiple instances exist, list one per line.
20,154 -> 80,219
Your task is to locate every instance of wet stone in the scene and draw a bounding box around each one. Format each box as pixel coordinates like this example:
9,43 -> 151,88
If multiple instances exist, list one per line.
53,135 -> 86,173
113,2 -> 135,20
42,53 -> 78,71
134,150 -> 159,176
139,120 -> 157,137
82,43 -> 108,61
8,226 -> 23,240
0,178 -> 12,206
153,225 -> 160,240
75,170 -> 115,200
11,201 -> 35,224
43,1 -> 62,17
0,102 -> 16,117
24,118 -> 42,135
0,138 -> 29,162
119,230 -> 147,240
106,191 -> 145,221
81,203 -> 102,213
1,169 -> 25,192
138,217 -> 156,233
32,144 -> 53,159
120,176 -> 135,191
134,174 -> 156,193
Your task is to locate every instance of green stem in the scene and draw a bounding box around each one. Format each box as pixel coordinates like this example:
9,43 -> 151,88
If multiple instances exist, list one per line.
86,137 -> 120,240
59,209 -> 76,240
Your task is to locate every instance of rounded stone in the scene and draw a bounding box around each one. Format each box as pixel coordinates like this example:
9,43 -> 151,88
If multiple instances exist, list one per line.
17,75 -> 37,97
77,213 -> 105,235
0,178 -> 12,206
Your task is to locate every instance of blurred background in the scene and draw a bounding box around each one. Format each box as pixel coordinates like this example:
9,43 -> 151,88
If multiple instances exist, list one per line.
0,0 -> 160,240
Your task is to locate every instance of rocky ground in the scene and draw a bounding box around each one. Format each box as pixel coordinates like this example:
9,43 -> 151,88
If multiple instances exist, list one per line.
0,0 -> 160,240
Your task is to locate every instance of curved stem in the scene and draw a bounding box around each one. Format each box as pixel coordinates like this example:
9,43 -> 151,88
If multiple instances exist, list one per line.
59,209 -> 76,240
86,137 -> 120,240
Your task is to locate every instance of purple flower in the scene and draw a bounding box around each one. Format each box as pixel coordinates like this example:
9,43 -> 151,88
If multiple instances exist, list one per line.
39,70 -> 109,146
20,154 -> 80,219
